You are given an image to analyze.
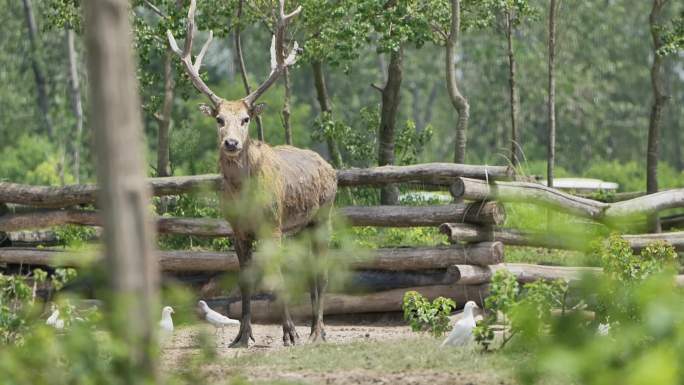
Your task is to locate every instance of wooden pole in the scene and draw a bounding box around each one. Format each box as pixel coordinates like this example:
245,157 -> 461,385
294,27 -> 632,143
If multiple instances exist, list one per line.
83,0 -> 158,378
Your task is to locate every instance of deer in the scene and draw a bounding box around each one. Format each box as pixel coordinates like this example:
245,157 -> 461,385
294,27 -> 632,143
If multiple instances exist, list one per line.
167,0 -> 337,347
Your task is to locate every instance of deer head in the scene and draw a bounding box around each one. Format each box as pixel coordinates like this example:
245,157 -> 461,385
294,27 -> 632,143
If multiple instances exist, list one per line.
167,0 -> 301,157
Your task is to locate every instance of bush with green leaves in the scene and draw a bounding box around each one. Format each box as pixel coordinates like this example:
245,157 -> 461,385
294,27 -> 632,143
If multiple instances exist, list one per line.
597,234 -> 676,284
402,291 -> 456,338
474,270 -> 570,350
0,267 -> 77,344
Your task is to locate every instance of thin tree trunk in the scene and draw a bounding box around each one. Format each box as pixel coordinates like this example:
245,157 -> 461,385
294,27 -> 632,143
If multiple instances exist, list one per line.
66,28 -> 84,184
282,67 -> 293,145
647,0 -> 669,232
234,0 -> 264,141
421,82 -> 439,134
547,0 -> 558,189
156,49 -> 174,178
446,0 -> 470,164
83,0 -> 159,380
378,47 -> 403,205
312,61 -> 344,169
506,9 -> 520,168
21,0 -> 53,138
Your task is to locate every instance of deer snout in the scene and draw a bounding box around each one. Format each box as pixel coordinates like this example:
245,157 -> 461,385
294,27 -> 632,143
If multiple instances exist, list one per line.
223,138 -> 240,152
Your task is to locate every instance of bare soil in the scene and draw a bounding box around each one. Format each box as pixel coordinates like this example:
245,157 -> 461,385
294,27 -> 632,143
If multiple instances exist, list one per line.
160,317 -> 509,385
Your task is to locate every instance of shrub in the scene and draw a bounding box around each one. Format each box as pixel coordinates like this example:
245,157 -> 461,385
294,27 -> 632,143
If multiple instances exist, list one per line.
402,291 -> 456,338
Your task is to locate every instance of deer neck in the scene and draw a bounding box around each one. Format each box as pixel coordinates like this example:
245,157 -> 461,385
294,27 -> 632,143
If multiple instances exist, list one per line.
220,138 -> 256,192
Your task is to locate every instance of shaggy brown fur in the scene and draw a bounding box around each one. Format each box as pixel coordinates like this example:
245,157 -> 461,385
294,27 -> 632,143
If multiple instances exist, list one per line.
213,100 -> 337,348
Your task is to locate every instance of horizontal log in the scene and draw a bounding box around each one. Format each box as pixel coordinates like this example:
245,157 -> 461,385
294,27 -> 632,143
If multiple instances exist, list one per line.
451,263 -> 684,288
349,243 -> 504,269
0,203 -> 505,233
450,178 -> 607,219
226,283 -> 490,322
440,223 -> 684,252
342,269 -> 461,292
451,263 -> 601,285
336,163 -> 512,187
451,178 -> 684,223
622,231 -> 684,252
439,223 -> 592,251
0,243 -> 503,272
343,202 -> 505,227
0,164 -> 514,208
662,214 -> 684,231
0,174 -> 222,208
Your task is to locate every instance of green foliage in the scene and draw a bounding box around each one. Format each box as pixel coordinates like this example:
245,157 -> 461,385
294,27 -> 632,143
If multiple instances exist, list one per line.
0,268 -> 76,344
485,270 -> 519,315
396,121 -> 433,165
402,291 -> 456,337
54,225 -> 97,248
597,234 -> 676,285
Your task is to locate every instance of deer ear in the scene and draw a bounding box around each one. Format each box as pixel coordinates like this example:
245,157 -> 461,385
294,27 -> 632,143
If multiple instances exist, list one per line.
250,103 -> 267,117
198,104 -> 216,117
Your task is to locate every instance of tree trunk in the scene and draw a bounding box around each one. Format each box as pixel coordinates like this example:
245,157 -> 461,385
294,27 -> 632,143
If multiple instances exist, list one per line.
312,61 -> 344,169
66,28 -> 84,184
646,0 -> 669,232
547,0 -> 558,189
378,47 -> 403,205
282,67 -> 293,145
21,0 -> 53,138
234,0 -> 264,141
156,49 -> 174,178
446,0 -> 470,164
505,9 -> 520,168
83,0 -> 159,379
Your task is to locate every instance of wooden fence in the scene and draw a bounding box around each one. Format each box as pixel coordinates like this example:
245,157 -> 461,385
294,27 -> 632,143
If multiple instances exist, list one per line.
1,162 -> 683,318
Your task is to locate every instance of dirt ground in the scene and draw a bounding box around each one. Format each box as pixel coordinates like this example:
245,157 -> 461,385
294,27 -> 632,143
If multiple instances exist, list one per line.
160,315 -> 510,385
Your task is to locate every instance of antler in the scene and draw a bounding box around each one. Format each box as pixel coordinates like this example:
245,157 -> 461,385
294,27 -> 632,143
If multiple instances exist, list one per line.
243,0 -> 302,106
167,0 -> 221,107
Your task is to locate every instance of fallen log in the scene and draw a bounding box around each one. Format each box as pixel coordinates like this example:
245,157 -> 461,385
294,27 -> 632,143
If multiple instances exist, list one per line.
0,243 -> 503,271
0,203 -> 505,232
0,174 -> 222,208
0,164 -> 514,208
337,163 -> 513,187
450,263 -> 601,285
451,263 -> 684,288
226,283 -> 490,322
451,178 -> 684,223
662,214 -> 684,231
343,202 -> 505,227
622,231 -> 684,252
440,223 -> 684,252
439,223 -> 592,251
450,178 -> 607,219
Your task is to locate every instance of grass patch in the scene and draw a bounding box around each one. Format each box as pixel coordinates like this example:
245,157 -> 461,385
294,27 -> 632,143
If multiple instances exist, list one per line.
504,246 -> 598,267
229,336 -> 515,378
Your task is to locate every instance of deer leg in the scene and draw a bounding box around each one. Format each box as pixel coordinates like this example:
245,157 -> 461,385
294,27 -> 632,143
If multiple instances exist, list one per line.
309,227 -> 329,343
230,237 -> 255,348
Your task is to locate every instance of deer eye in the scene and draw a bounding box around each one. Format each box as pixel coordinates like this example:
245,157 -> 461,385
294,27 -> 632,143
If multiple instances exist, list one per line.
241,117 -> 250,125
216,117 -> 225,126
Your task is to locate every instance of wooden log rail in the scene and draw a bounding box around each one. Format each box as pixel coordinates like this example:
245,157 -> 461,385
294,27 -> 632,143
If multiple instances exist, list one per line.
225,283 -> 491,322
0,202 -> 505,233
451,263 -> 684,287
439,223 -> 684,252
0,163 -> 513,208
450,177 -> 684,222
0,242 -> 504,271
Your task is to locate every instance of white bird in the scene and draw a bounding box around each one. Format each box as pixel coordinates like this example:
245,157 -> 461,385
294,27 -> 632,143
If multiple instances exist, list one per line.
159,306 -> 175,345
441,301 -> 478,347
597,322 -> 611,336
46,309 -> 65,330
198,300 -> 239,340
